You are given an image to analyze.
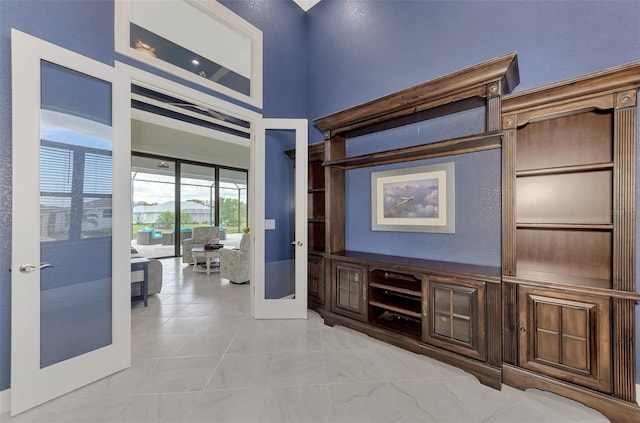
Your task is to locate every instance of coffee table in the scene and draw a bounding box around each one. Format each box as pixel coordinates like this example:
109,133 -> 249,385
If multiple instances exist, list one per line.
191,246 -> 221,275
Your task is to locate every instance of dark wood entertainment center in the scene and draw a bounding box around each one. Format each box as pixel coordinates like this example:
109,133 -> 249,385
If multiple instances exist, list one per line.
305,52 -> 640,422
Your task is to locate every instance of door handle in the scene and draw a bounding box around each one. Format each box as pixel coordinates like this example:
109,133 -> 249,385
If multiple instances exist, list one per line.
19,262 -> 53,273
291,241 -> 304,246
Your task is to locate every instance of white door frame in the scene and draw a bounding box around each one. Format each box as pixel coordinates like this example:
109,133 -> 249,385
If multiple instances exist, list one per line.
9,30 -> 265,416
10,29 -> 131,415
252,118 -> 308,319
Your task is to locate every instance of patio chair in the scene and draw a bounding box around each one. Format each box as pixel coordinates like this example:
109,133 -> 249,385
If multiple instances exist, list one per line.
136,227 -> 162,245
181,226 -> 219,263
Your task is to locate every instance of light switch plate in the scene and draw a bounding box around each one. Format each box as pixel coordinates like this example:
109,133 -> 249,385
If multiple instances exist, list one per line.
265,219 -> 276,230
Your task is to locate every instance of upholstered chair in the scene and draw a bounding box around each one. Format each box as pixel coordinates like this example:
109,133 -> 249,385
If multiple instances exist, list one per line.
181,226 -> 219,263
219,232 -> 250,284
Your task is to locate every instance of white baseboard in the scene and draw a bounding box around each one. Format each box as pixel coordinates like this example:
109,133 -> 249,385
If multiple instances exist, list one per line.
0,389 -> 10,414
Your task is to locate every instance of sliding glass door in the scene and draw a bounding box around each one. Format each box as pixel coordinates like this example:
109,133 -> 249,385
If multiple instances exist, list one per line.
131,153 -> 247,258
180,163 -> 216,256
220,168 -> 248,235
131,156 -> 176,258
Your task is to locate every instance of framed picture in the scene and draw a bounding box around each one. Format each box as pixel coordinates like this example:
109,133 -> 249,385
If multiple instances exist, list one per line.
371,162 -> 455,233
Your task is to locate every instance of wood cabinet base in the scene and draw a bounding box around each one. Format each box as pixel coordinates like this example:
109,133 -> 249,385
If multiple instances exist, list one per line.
503,364 -> 640,423
322,309 -> 502,390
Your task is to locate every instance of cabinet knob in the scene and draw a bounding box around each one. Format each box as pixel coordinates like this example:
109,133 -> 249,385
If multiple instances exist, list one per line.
519,325 -> 526,332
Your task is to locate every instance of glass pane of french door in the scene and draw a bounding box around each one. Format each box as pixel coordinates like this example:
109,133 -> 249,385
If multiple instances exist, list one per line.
253,118 -> 307,319
264,130 -> 297,299
39,60 -> 114,367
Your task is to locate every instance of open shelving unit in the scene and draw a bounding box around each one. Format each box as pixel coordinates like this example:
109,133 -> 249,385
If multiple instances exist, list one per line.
368,269 -> 423,339
501,61 -> 640,423
313,52 -> 520,390
308,51 -> 640,421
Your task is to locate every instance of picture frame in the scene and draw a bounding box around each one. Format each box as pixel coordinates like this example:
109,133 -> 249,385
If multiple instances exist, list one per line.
371,162 -> 455,233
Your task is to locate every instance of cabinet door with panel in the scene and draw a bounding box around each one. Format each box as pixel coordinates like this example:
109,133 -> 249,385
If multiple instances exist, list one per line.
330,260 -> 367,322
308,254 -> 325,307
423,275 -> 486,360
518,286 -> 612,393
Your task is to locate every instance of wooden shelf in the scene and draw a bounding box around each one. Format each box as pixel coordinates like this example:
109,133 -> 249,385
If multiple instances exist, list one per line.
308,219 -> 325,224
512,269 -> 611,290
503,276 -> 640,302
369,300 -> 421,319
370,311 -> 422,339
323,132 -> 503,170
327,251 -> 502,282
369,282 -> 421,297
308,188 -> 325,193
516,162 -> 613,177
315,52 -> 519,138
516,223 -> 613,230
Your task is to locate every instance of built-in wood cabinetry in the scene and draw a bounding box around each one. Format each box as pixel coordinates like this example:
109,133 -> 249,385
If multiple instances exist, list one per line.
330,259 -> 367,322
517,286 -> 612,393
326,251 -> 502,388
305,53 -> 640,422
307,142 -> 327,309
501,62 -> 640,422
312,53 -> 519,390
423,275 -> 487,361
289,142 -> 327,310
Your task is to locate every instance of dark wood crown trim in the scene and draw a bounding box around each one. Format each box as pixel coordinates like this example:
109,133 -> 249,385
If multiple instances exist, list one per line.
315,52 -> 519,136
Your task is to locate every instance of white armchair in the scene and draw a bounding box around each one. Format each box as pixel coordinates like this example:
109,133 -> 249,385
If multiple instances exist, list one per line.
181,226 -> 219,263
219,232 -> 250,284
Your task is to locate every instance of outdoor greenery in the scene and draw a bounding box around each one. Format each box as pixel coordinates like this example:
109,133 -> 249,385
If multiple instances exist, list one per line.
155,210 -> 192,229
131,197 -> 248,239
131,197 -> 246,239
220,197 -> 247,230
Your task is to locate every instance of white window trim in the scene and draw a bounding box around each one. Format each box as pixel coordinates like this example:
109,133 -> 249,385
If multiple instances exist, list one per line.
115,0 -> 263,109
116,61 -> 261,124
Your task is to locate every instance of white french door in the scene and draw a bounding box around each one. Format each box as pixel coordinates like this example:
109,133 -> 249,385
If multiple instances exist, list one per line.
10,30 -> 131,415
252,119 -> 308,318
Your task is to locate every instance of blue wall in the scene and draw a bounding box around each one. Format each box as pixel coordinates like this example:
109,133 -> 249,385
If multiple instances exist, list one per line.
307,0 -> 640,132
0,0 -> 116,394
306,0 -> 640,380
0,0 -> 306,392
2,0 -> 640,394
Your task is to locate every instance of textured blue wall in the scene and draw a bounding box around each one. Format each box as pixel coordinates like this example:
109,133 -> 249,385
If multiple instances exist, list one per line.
0,0 -> 115,394
219,0 -> 308,261
307,0 -> 640,138
0,0 -> 306,392
306,0 -> 640,381
2,0 -> 640,394
219,0 -> 307,118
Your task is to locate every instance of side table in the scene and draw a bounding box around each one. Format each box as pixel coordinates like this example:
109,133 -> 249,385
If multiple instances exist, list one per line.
131,257 -> 150,306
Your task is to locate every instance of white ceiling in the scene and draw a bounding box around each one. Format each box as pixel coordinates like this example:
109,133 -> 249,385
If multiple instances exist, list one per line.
131,117 -> 250,169
293,0 -> 322,12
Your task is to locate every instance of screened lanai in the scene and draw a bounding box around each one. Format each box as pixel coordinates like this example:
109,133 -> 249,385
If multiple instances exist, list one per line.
131,154 -> 247,258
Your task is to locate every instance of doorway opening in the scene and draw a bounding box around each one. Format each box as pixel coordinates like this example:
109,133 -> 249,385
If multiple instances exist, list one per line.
130,153 -> 248,260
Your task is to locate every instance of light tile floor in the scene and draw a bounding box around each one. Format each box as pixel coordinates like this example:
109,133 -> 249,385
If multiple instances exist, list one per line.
2,258 -> 611,422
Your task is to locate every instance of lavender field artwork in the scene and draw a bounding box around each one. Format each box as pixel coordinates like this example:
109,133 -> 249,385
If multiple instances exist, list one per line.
372,162 -> 455,233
